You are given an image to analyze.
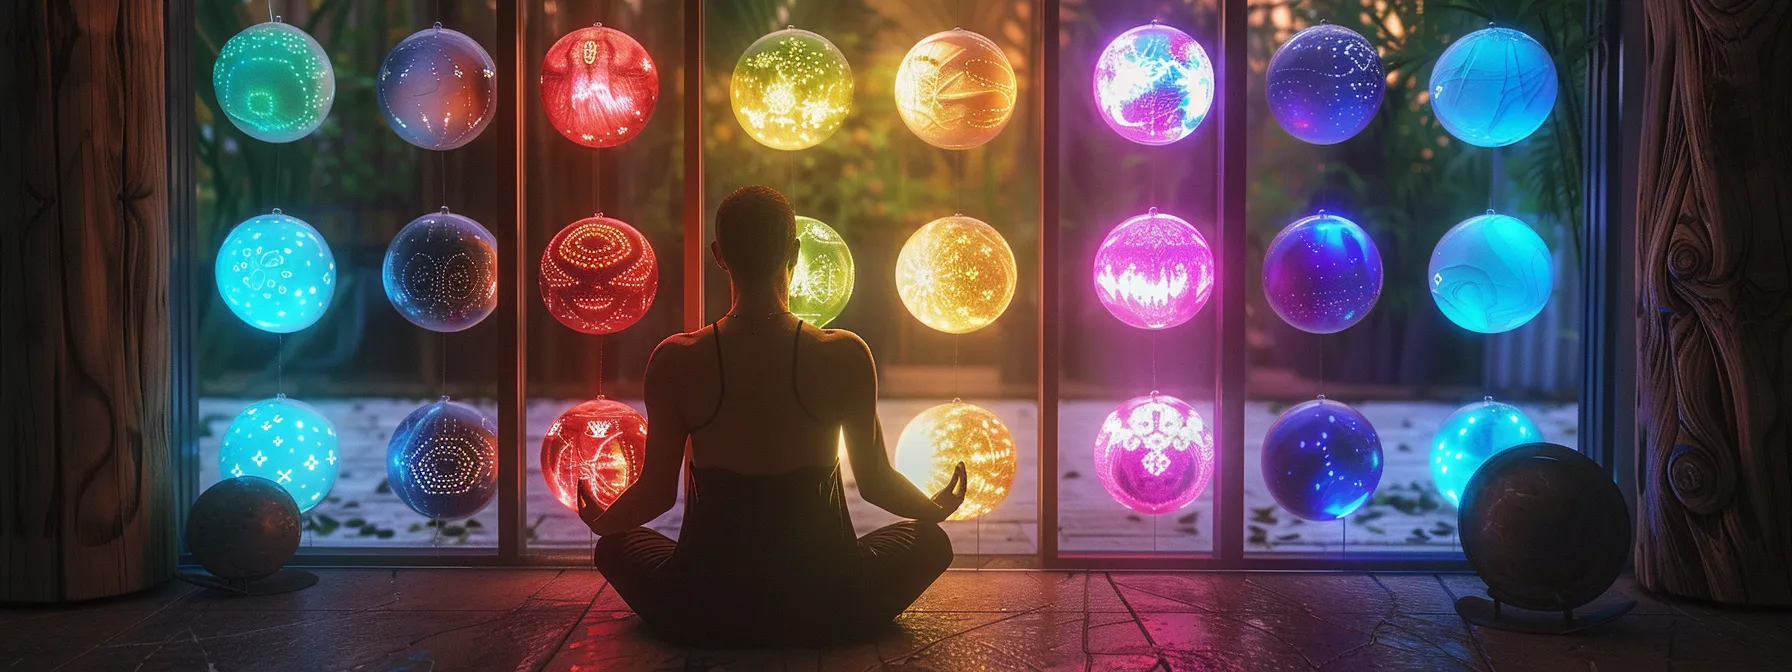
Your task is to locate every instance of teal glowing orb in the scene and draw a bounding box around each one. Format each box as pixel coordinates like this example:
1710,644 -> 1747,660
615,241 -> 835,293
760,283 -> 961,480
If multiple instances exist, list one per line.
213,21 -> 336,143
790,216 -> 853,327
1429,212 -> 1552,333
1429,398 -> 1540,507
216,210 -> 336,333
218,395 -> 340,513
1429,27 -> 1556,148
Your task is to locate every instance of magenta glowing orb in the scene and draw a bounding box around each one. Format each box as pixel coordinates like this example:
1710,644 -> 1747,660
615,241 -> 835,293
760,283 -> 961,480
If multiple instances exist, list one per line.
1092,209 -> 1215,330
1093,23 -> 1214,145
1094,393 -> 1215,515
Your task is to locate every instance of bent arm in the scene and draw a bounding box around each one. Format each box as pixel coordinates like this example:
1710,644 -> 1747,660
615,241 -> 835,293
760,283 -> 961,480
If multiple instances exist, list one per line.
836,337 -> 948,523
586,343 -> 687,535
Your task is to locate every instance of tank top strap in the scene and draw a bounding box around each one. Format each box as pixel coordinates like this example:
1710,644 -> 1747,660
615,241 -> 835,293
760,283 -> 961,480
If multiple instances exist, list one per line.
690,323 -> 725,431
790,321 -> 824,422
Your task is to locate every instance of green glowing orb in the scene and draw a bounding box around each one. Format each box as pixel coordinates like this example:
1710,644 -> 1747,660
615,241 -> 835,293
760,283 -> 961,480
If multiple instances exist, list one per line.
790,216 -> 854,327
213,21 -> 336,143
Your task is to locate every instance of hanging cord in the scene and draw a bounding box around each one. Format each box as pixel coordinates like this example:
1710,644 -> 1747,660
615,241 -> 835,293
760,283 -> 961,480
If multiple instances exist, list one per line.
277,333 -> 284,395
595,335 -> 605,398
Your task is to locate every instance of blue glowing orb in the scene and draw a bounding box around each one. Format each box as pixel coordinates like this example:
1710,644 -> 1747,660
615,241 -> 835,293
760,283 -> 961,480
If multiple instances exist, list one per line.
1263,212 -> 1383,334
376,24 -> 496,150
1430,398 -> 1541,507
387,398 -> 498,520
217,396 -> 339,513
1093,23 -> 1214,145
1266,24 -> 1384,145
216,210 -> 336,333
383,209 -> 498,332
1429,211 -> 1552,333
1261,398 -> 1384,521
1429,27 -> 1557,147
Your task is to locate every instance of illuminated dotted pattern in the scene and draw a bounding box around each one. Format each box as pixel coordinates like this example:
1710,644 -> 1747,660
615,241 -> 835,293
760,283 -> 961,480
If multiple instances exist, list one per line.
731,28 -> 854,151
1093,394 -> 1214,515
376,24 -> 496,150
540,25 -> 658,149
1430,27 -> 1557,148
386,398 -> 499,520
894,401 -> 1017,521
1428,211 -> 1552,334
895,215 -> 1016,334
541,398 -> 648,511
1092,209 -> 1214,330
1093,23 -> 1213,146
894,29 -> 1017,150
1430,398 -> 1541,507
383,210 -> 498,332
215,210 -> 336,333
218,395 -> 339,513
213,21 -> 335,143
539,215 -> 658,335
790,216 -> 854,327
1266,24 -> 1384,145
1262,212 -> 1383,334
1261,398 -> 1384,521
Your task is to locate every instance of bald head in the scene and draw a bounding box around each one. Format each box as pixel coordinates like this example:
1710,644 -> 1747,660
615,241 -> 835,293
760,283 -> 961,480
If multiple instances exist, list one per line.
713,185 -> 797,286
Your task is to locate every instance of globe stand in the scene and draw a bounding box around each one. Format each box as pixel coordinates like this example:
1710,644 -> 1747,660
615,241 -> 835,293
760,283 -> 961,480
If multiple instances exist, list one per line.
1454,595 -> 1633,635
177,569 -> 318,596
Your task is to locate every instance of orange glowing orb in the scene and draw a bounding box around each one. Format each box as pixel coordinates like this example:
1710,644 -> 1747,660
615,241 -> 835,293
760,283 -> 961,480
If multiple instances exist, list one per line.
539,215 -> 658,334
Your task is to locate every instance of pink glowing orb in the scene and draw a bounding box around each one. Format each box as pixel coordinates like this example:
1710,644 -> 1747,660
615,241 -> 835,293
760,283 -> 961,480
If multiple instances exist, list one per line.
1092,209 -> 1215,330
1094,393 -> 1215,514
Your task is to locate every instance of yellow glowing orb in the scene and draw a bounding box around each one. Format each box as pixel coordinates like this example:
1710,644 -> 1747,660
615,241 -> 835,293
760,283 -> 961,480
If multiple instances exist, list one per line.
895,29 -> 1017,150
731,28 -> 854,151
894,401 -> 1017,521
895,215 -> 1017,334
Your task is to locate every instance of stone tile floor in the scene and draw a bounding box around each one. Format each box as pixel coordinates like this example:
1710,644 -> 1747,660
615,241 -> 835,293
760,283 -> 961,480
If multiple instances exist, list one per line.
4,569 -> 1788,671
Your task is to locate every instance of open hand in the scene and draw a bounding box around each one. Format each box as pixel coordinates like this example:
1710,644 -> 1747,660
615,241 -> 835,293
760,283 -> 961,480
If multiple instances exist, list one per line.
930,462 -> 969,519
576,478 -> 607,534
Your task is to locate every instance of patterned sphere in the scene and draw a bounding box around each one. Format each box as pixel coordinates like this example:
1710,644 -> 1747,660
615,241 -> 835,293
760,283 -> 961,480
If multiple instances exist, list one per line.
215,211 -> 336,333
1092,209 -> 1214,330
1429,212 -> 1552,333
1266,24 -> 1384,145
894,29 -> 1017,150
383,209 -> 498,332
1093,394 -> 1215,515
1430,27 -> 1557,148
1430,398 -> 1541,507
894,401 -> 1017,521
1460,443 -> 1630,611
1261,398 -> 1384,521
213,21 -> 335,143
896,215 -> 1017,334
541,398 -> 648,511
539,215 -> 658,334
1263,213 -> 1383,334
540,25 -> 658,149
1093,23 -> 1214,145
790,216 -> 854,327
387,399 -> 499,519
376,24 -> 496,150
218,395 -> 339,513
731,28 -> 854,150
186,476 -> 302,581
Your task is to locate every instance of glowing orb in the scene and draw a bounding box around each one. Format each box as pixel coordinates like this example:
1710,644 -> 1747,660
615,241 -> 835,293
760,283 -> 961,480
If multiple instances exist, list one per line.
894,401 -> 1017,521
540,24 -> 658,149
790,216 -> 854,327
539,215 -> 658,334
894,29 -> 1017,150
382,209 -> 497,332
1430,398 -> 1541,507
1430,27 -> 1557,147
1428,211 -> 1552,333
1093,22 -> 1214,145
387,398 -> 499,520
895,215 -> 1017,334
541,398 -> 648,511
730,28 -> 854,150
215,210 -> 336,333
1092,209 -> 1214,330
1261,398 -> 1384,521
1262,212 -> 1383,334
1093,393 -> 1215,515
213,21 -> 335,143
1266,24 -> 1384,145
376,24 -> 496,150
186,476 -> 301,581
217,395 -> 339,513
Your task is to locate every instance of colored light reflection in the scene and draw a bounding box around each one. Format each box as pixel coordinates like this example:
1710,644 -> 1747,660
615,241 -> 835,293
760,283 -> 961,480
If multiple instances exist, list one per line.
731,28 -> 854,151
1428,211 -> 1552,334
539,215 -> 658,335
894,29 -> 1017,150
1094,393 -> 1215,515
895,215 -> 1016,335
1430,398 -> 1540,507
541,398 -> 648,511
1093,22 -> 1214,145
1092,208 -> 1214,330
894,401 -> 1017,521
1262,212 -> 1383,334
540,25 -> 659,149
1261,398 -> 1384,521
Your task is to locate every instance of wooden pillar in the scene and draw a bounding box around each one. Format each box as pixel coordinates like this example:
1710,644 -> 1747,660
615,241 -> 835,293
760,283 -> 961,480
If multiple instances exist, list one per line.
0,0 -> 176,602
1636,0 -> 1792,604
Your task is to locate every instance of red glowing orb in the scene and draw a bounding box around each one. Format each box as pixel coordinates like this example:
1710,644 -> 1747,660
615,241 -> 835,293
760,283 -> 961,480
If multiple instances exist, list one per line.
540,25 -> 658,149
539,215 -> 658,334
541,398 -> 649,510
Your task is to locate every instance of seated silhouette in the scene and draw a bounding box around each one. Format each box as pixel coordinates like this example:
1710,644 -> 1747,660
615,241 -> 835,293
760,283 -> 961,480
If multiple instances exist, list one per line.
578,185 -> 967,648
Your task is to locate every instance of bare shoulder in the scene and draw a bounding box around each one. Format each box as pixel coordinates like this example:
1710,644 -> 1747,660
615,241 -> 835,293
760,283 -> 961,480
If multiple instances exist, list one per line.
805,325 -> 874,367
647,327 -> 712,375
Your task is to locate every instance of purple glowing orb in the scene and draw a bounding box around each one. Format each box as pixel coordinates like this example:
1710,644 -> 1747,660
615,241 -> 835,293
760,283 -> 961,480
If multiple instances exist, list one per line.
1265,24 -> 1385,145
1093,23 -> 1214,145
1263,212 -> 1383,334
1094,393 -> 1215,515
1093,209 -> 1215,330
1261,397 -> 1383,521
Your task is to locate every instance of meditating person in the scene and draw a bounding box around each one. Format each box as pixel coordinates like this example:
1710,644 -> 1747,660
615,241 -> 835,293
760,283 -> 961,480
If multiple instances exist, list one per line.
576,185 -> 967,648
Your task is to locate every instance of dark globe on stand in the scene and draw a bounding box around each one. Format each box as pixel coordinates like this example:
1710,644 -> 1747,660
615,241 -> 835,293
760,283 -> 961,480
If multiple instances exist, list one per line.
186,476 -> 303,582
1459,442 -> 1630,612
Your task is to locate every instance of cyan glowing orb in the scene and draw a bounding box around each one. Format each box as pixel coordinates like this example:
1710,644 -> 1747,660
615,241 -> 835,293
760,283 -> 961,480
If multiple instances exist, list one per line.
216,210 -> 336,333
1263,212 -> 1383,334
1266,24 -> 1384,145
387,398 -> 499,520
1429,27 -> 1557,147
1092,209 -> 1214,330
1429,211 -> 1552,333
1430,398 -> 1541,507
790,216 -> 853,327
1093,22 -> 1214,145
383,209 -> 498,332
377,24 -> 496,150
217,396 -> 339,513
213,21 -> 335,143
731,28 -> 853,151
1261,398 -> 1384,521
1093,393 -> 1215,515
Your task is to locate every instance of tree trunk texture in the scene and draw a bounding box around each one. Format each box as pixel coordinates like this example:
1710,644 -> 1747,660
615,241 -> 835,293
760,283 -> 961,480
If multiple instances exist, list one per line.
1636,0 -> 1792,604
0,0 -> 175,602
